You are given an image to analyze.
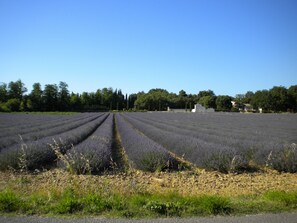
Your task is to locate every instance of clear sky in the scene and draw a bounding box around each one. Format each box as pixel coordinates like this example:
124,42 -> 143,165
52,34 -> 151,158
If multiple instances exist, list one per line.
0,0 -> 296,96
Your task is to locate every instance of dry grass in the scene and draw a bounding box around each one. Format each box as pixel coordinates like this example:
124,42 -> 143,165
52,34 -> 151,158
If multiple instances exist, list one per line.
1,168 -> 296,197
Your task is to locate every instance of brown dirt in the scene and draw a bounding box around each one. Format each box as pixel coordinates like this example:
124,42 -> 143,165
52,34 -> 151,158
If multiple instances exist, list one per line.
1,168 -> 296,197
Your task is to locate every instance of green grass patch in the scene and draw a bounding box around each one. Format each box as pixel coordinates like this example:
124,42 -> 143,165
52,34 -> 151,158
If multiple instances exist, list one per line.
263,191 -> 297,207
0,188 -> 297,218
0,190 -> 22,212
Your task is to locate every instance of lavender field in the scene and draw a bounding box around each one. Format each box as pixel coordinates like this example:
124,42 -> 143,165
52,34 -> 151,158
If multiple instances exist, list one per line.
0,112 -> 296,173
120,112 -> 297,173
0,113 -> 111,172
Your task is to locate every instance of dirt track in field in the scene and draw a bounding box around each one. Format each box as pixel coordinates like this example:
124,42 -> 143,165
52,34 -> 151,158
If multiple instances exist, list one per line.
1,168 -> 296,196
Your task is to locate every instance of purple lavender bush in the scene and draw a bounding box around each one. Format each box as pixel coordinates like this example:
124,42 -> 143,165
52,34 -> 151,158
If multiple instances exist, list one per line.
267,143 -> 297,173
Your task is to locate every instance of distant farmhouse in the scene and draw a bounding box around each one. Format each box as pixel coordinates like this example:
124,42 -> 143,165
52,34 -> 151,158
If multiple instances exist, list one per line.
167,104 -> 214,113
231,101 -> 260,113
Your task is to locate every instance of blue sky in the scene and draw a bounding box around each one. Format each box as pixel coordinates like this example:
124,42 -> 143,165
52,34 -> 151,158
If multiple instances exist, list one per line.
0,0 -> 296,96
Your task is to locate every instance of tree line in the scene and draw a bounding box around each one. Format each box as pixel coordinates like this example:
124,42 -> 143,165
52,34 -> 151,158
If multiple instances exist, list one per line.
0,80 -> 296,113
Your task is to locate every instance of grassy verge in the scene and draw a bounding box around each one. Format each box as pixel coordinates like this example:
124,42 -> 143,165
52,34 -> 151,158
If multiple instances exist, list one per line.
0,170 -> 296,218
0,187 -> 296,218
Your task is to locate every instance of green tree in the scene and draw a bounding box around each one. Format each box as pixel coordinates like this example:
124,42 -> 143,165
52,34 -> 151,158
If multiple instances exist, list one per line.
81,92 -> 91,111
147,89 -> 170,111
198,95 -> 217,108
269,86 -> 289,112
101,88 -> 113,109
116,89 -> 125,110
70,93 -> 82,111
20,95 -> 31,111
250,90 -> 271,111
216,95 -> 232,111
6,98 -> 21,112
197,90 -> 215,101
244,91 -> 254,104
177,90 -> 187,108
43,84 -> 59,111
8,79 -> 27,100
134,92 -> 146,110
58,81 -> 70,111
128,93 -> 137,109
288,85 -> 297,112
29,83 -> 43,111
0,83 -> 8,102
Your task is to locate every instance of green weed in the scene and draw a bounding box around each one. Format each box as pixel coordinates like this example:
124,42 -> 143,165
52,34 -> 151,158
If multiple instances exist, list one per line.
0,190 -> 22,212
264,191 -> 297,207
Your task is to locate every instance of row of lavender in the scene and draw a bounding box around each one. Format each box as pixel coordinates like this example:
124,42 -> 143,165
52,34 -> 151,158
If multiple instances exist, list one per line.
63,113 -> 114,174
121,112 -> 297,173
116,114 -> 177,171
0,113 -> 112,171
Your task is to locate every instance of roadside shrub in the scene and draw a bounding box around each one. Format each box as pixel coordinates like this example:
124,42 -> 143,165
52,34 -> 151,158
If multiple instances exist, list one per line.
267,143 -> 297,173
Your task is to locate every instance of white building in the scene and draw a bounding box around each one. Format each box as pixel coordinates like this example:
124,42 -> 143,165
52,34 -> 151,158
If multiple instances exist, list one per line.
167,104 -> 215,113
192,104 -> 215,113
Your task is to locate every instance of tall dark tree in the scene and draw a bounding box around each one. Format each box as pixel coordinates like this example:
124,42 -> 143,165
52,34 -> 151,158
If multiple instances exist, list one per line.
81,92 -> 91,110
0,83 -> 8,102
95,89 -> 103,105
43,84 -> 59,111
128,93 -> 137,109
288,85 -> 297,112
70,93 -> 82,111
177,90 -> 187,108
29,83 -> 43,111
58,81 -> 70,111
101,87 -> 113,109
117,89 -> 125,110
269,86 -> 289,112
